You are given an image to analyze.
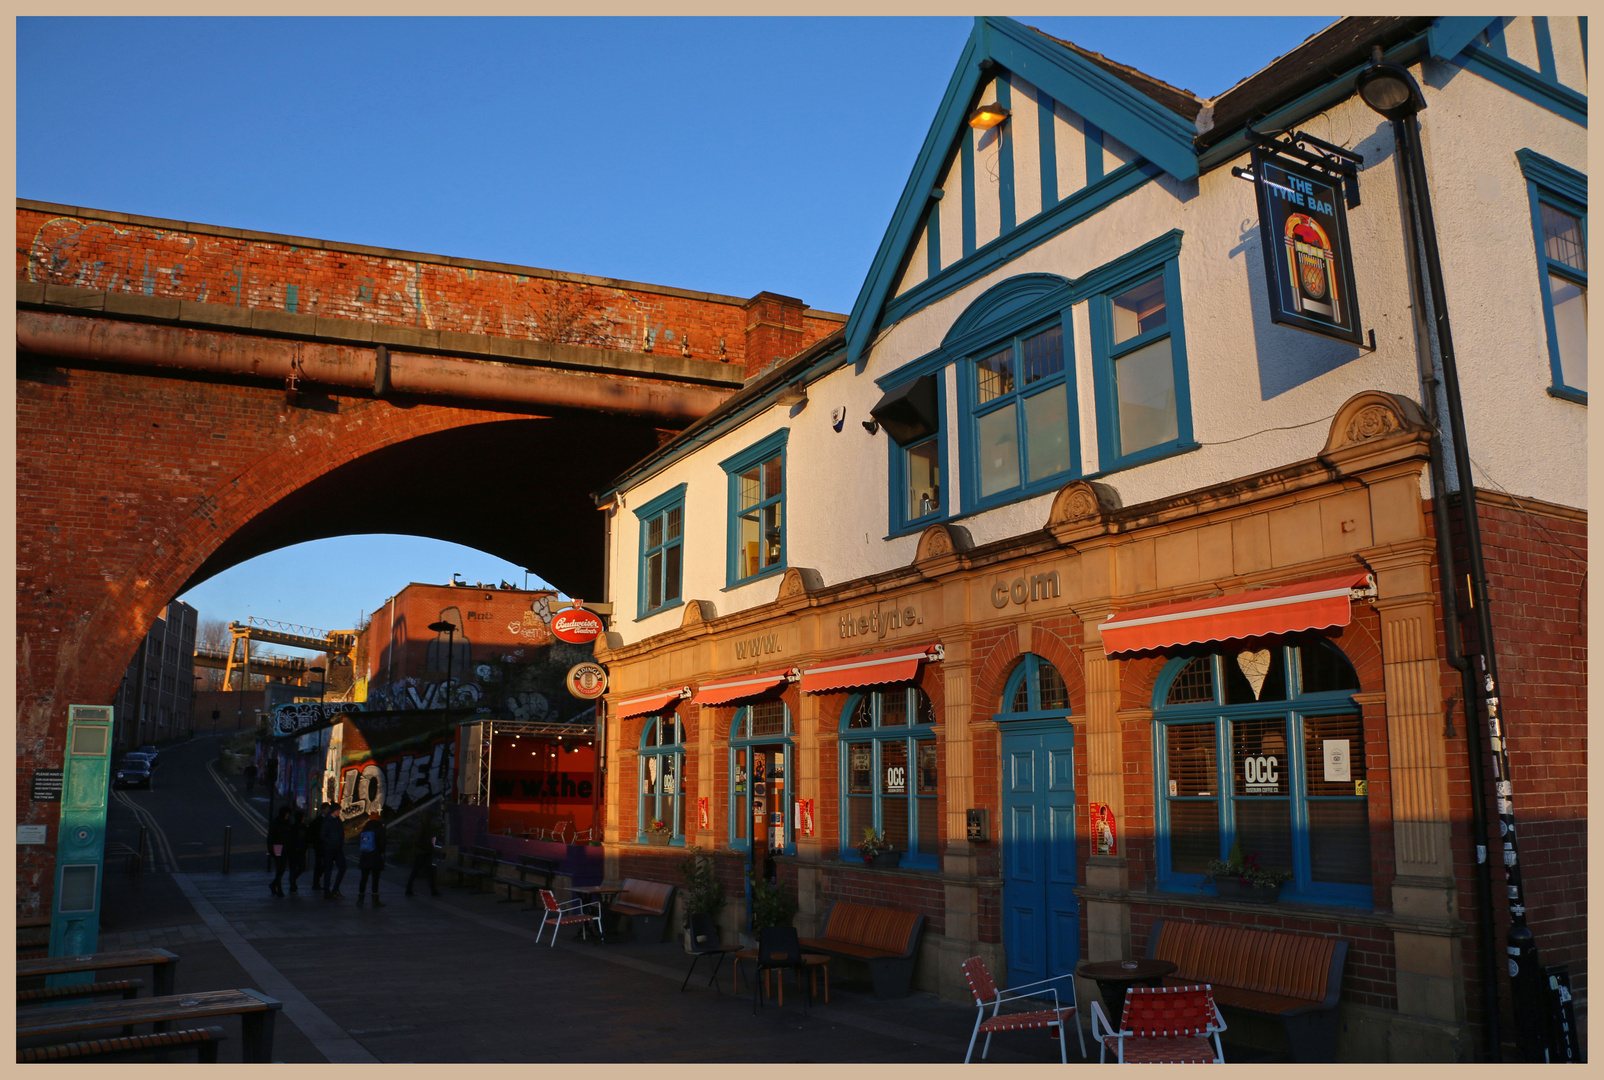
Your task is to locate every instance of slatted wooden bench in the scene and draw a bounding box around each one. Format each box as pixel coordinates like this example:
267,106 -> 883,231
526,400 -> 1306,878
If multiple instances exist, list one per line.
448,845 -> 500,891
19,978 -> 144,1005
494,855 -> 558,906
16,948 -> 180,998
18,1024 -> 228,1063
606,878 -> 676,942
1145,918 -> 1348,1062
798,900 -> 925,999
14,988 -> 281,1063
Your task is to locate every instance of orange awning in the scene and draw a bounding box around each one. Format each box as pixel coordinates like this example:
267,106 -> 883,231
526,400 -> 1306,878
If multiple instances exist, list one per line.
691,668 -> 797,706
1100,572 -> 1375,656
614,687 -> 690,718
800,644 -> 944,694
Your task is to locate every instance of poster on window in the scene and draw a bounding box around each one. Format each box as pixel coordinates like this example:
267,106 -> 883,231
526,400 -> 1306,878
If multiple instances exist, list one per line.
1252,147 -> 1363,345
698,796 -> 709,830
884,761 -> 907,794
799,798 -> 815,838
1090,802 -> 1118,856
1322,740 -> 1351,783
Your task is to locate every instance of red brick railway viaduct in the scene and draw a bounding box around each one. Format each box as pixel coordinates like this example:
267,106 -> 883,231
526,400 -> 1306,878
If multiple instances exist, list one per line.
14,200 -> 843,912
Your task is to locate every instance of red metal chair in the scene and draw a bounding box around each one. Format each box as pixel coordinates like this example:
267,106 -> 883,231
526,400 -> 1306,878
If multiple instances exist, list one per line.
961,956 -> 1085,1063
1089,983 -> 1227,1064
534,889 -> 603,947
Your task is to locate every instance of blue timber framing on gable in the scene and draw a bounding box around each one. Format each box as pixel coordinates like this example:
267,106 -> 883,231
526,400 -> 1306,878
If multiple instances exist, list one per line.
843,16 -> 1200,368
1430,16 -> 1588,127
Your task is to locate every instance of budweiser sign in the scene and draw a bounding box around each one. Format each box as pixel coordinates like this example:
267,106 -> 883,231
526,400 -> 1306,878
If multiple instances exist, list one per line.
551,608 -> 604,643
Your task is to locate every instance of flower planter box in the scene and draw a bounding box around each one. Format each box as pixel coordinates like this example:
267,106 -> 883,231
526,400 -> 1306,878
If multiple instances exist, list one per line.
1212,879 -> 1281,903
644,833 -> 672,847
869,851 -> 902,869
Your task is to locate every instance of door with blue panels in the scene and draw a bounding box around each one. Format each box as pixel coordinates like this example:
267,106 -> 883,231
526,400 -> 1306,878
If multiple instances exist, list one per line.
1001,722 -> 1079,988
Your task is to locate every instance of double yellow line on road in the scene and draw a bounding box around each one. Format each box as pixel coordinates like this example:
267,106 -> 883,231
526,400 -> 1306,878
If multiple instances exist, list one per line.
112,787 -> 178,873
205,757 -> 268,836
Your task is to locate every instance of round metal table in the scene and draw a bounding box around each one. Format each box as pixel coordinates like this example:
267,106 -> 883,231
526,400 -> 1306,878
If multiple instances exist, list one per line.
1075,958 -> 1178,1026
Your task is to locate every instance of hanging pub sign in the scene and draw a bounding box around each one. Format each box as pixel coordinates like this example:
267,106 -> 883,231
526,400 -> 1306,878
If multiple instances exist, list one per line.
1252,146 -> 1364,345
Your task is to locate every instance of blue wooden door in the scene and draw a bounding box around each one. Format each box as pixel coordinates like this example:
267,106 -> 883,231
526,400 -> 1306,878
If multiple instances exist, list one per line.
1001,723 -> 1079,987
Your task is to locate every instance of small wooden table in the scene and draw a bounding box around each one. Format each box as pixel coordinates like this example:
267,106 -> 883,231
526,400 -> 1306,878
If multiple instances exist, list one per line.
14,988 -> 282,1062
1075,958 -> 1177,1027
16,948 -> 180,998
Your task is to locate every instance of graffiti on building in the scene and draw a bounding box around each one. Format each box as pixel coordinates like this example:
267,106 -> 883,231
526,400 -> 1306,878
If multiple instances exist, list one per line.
365,675 -> 481,712
337,710 -> 458,826
273,700 -> 363,737
503,691 -> 553,724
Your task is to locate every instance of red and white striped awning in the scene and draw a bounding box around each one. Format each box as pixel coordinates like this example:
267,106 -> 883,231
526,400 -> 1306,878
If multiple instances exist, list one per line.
691,668 -> 798,707
800,644 -> 944,695
614,686 -> 691,718
1100,572 -> 1375,656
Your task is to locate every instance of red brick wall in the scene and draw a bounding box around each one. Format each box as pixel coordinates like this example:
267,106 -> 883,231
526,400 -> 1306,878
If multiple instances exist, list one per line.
18,204 -> 841,370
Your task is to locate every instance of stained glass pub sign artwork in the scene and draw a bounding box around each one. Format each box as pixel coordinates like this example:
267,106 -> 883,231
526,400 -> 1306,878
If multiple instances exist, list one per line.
1252,147 -> 1364,345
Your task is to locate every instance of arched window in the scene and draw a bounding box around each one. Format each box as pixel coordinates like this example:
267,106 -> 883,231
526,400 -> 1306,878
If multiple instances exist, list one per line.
1152,639 -> 1370,906
999,654 -> 1071,717
638,714 -> 686,843
729,700 -> 793,854
840,687 -> 938,868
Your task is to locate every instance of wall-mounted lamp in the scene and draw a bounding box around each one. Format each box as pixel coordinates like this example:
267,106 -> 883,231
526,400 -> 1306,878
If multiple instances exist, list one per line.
862,419 -> 880,435
1354,49 -> 1427,121
968,102 -> 1011,131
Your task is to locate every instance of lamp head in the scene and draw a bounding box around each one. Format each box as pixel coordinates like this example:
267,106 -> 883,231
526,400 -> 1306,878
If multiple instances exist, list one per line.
1355,48 -> 1426,120
428,620 -> 455,634
968,102 -> 1011,131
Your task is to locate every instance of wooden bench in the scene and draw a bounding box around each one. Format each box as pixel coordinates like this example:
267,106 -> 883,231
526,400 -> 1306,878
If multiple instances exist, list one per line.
19,978 -> 144,1006
18,1024 -> 227,1063
606,878 -> 676,942
16,948 -> 179,998
14,988 -> 281,1063
494,855 -> 558,906
1145,919 -> 1348,1062
798,900 -> 925,999
448,845 -> 500,891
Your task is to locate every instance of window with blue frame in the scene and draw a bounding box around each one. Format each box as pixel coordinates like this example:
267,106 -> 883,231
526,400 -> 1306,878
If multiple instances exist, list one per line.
1516,149 -> 1587,402
966,321 -> 1076,507
720,429 -> 788,586
877,372 -> 946,533
729,700 -> 793,853
635,484 -> 685,618
638,713 -> 686,843
840,686 -> 939,867
1153,640 -> 1371,907
1000,654 -> 1071,716
1088,236 -> 1192,469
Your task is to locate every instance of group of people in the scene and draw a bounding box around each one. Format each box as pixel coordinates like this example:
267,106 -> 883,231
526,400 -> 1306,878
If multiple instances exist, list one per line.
265,803 -> 443,905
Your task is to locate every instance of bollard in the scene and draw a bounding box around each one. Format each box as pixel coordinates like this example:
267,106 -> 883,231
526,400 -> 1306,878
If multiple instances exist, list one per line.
222,825 -> 232,874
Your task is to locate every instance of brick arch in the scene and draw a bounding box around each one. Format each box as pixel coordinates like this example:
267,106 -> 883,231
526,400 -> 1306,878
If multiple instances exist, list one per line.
972,623 -> 1086,717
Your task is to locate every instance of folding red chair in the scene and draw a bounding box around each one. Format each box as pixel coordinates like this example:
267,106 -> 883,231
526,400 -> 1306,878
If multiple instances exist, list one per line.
961,956 -> 1085,1063
534,888 -> 603,947
1089,983 -> 1227,1064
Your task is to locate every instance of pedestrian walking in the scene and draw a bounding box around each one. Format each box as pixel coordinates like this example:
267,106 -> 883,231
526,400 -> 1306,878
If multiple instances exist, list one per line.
404,818 -> 442,897
243,762 -> 258,795
287,807 -> 308,893
356,811 -> 387,906
307,805 -> 329,891
267,806 -> 293,896
320,803 -> 347,900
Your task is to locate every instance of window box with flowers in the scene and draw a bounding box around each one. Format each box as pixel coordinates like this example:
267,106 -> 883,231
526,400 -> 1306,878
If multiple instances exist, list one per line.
645,820 -> 673,846
1201,840 -> 1293,903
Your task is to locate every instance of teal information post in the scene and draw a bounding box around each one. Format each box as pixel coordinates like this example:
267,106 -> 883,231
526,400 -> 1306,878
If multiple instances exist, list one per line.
47,705 -> 114,985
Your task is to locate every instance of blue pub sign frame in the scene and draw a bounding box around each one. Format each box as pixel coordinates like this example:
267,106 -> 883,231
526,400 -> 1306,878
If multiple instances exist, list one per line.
1251,146 -> 1365,346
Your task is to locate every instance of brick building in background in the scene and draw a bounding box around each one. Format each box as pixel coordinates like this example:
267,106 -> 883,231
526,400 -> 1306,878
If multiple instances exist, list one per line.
110,599 -> 197,749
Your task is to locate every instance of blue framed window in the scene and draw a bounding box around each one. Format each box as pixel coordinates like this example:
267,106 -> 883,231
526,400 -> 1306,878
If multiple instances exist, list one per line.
998,654 -> 1071,718
961,319 -> 1077,510
881,373 -> 947,535
1152,639 -> 1371,908
729,700 -> 793,854
635,484 -> 686,618
638,714 -> 686,844
1516,149 -> 1587,403
719,429 -> 789,587
839,687 -> 939,869
1088,235 -> 1193,470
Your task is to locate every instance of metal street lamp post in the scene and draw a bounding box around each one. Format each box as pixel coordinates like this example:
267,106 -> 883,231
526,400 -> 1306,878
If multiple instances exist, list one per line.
1356,48 -> 1546,1062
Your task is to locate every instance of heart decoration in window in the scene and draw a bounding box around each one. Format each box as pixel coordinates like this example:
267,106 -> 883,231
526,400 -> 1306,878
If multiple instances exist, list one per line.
1236,648 -> 1272,700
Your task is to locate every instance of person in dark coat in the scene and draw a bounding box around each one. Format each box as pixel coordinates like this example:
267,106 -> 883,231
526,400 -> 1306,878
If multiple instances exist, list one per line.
243,762 -> 258,795
286,808 -> 308,893
356,810 -> 387,906
267,806 -> 293,896
307,805 -> 329,891
320,804 -> 347,900
404,819 -> 442,897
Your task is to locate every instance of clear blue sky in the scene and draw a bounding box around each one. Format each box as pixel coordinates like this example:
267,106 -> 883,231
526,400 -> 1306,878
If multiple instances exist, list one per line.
19,15 -> 1335,642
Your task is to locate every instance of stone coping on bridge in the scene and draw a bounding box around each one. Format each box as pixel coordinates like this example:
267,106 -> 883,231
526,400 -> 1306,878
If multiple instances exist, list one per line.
17,198 -> 850,321
18,281 -> 749,388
